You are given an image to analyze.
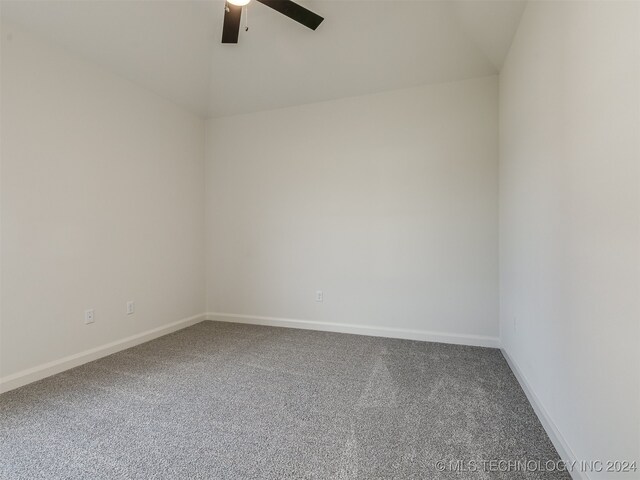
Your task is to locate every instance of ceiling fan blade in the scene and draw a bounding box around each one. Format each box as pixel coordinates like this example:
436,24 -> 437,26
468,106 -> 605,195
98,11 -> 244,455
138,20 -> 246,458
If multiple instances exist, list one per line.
255,0 -> 324,30
222,2 -> 242,44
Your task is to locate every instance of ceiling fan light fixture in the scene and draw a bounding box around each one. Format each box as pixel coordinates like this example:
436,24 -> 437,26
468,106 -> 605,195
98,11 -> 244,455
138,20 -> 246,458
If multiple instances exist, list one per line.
222,0 -> 323,44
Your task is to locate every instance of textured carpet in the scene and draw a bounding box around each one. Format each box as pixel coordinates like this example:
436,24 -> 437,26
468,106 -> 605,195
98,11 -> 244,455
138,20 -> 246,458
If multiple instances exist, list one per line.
0,321 -> 568,479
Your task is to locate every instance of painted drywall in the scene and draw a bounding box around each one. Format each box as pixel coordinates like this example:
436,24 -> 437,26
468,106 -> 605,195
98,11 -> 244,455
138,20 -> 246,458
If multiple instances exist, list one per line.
1,0 -> 524,117
206,76 -> 499,342
0,23 -> 206,379
499,2 -> 640,477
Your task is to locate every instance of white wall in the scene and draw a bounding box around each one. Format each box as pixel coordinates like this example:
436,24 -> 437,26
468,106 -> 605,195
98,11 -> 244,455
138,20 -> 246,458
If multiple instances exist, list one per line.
500,2 -> 640,477
0,23 -> 206,381
206,76 -> 499,344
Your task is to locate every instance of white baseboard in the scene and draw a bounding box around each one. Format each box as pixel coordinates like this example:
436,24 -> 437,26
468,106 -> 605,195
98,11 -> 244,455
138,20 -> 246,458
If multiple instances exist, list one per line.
206,312 -> 500,348
501,348 -> 587,480
0,313 -> 207,394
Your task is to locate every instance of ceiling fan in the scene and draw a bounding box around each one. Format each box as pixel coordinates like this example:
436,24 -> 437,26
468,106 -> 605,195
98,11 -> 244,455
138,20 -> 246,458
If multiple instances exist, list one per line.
222,0 -> 324,44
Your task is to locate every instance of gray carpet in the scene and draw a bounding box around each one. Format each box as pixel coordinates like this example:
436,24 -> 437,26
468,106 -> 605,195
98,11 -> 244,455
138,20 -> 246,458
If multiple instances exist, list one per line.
0,321 -> 568,479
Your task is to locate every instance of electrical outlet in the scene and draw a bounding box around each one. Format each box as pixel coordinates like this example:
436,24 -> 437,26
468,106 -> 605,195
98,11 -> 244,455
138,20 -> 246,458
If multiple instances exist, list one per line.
315,290 -> 323,302
126,301 -> 135,315
84,309 -> 95,325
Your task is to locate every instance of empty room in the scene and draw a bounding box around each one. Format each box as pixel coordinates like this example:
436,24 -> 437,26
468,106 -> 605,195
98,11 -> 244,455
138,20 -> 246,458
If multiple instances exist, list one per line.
0,0 -> 638,479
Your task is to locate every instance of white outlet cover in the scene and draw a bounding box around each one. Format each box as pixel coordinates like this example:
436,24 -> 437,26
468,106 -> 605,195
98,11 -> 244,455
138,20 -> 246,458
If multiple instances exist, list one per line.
84,309 -> 95,324
126,301 -> 135,315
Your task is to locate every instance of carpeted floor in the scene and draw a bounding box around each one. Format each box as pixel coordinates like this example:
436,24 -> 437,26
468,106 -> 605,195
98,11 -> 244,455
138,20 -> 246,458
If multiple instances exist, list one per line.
0,321 -> 569,479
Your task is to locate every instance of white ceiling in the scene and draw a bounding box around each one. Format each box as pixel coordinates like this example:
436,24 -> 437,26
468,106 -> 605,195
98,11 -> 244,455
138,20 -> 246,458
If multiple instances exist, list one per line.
1,0 -> 526,117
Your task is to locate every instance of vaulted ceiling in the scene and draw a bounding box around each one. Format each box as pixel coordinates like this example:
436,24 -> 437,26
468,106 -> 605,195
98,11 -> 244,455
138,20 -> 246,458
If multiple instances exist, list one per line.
1,0 -> 525,117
